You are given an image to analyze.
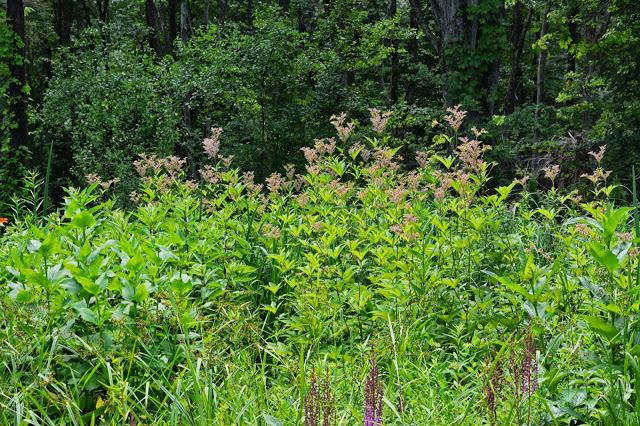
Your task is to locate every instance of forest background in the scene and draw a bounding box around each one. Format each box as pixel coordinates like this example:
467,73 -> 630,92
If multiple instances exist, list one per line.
0,0 -> 638,211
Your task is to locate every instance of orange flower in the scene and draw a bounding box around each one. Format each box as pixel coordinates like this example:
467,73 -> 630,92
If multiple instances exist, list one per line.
0,217 -> 8,225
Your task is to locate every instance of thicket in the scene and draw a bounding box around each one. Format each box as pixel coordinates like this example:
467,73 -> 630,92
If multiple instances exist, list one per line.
1,110 -> 640,424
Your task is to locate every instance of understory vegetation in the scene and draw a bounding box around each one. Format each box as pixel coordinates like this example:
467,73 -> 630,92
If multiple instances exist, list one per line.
2,111 -> 640,424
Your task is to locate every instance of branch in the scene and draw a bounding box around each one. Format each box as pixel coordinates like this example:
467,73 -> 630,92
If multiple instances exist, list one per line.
408,0 -> 440,53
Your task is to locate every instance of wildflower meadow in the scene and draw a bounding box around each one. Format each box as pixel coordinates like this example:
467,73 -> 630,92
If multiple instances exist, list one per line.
2,107 -> 639,425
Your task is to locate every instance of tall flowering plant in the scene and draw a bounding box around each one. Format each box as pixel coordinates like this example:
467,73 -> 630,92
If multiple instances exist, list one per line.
364,352 -> 383,426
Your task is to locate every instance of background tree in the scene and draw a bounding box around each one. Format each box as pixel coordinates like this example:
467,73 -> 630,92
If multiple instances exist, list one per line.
0,0 -> 639,210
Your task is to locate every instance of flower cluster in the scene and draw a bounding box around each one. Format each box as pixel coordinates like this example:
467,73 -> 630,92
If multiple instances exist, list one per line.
364,352 -> 383,426
134,154 -> 186,180
456,137 -> 491,173
203,127 -> 223,159
330,113 -> 355,142
444,104 -> 466,132
304,370 -> 335,426
542,164 -> 560,186
581,145 -> 611,187
85,174 -> 120,190
368,108 -> 393,134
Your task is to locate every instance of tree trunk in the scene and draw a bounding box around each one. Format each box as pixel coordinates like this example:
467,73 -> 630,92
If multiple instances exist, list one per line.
279,0 -> 290,14
407,0 -> 440,52
566,2 -> 579,75
246,0 -> 253,27
168,0 -> 178,44
536,6 -> 549,105
53,0 -> 74,44
388,0 -> 399,105
7,0 -> 28,150
405,8 -> 419,103
504,3 -> 532,114
429,0 -> 501,110
96,0 -> 109,22
219,0 -> 227,26
145,0 -> 166,55
180,0 -> 191,43
204,0 -> 210,26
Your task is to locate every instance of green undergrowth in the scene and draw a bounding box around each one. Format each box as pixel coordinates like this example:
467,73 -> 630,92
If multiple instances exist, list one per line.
1,111 -> 640,425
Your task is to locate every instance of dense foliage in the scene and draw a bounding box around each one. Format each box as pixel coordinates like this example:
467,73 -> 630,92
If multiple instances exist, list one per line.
2,0 -> 640,423
2,113 -> 640,424
1,0 -> 640,211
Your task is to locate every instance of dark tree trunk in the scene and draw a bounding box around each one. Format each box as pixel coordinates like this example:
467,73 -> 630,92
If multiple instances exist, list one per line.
204,0 -> 210,26
407,0 -> 440,52
7,0 -> 28,150
246,0 -> 253,27
96,0 -> 109,22
279,0 -> 290,14
342,71 -> 354,87
53,0 -> 74,44
78,0 -> 92,27
405,8 -> 419,104
423,0 -> 504,112
481,2 -> 504,116
219,0 -> 227,26
180,0 -> 191,43
389,0 -> 399,105
536,6 -> 549,105
168,0 -> 178,44
146,0 -> 166,55
566,2 -> 579,74
504,2 -> 532,114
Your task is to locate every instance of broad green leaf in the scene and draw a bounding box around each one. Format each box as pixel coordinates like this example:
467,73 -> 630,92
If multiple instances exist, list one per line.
583,315 -> 619,341
71,211 -> 96,229
588,242 -> 620,274
73,301 -> 99,324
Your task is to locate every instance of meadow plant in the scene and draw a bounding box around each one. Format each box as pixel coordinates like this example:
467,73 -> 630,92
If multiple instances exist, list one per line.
364,352 -> 384,426
0,107 -> 638,424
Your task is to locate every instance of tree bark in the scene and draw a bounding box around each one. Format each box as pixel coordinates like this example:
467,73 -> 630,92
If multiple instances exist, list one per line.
7,0 -> 28,150
145,0 -> 166,55
405,8 -> 419,104
425,0 -> 504,111
96,0 -> 109,22
219,0 -> 227,26
180,0 -> 191,43
407,0 -> 440,53
566,2 -> 579,75
53,0 -> 74,44
204,0 -> 210,26
279,0 -> 290,14
168,0 -> 178,44
388,0 -> 399,105
246,0 -> 253,27
504,2 -> 532,114
536,6 -> 549,105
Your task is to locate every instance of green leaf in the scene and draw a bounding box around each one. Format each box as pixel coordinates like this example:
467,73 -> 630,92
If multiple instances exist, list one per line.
170,274 -> 193,296
8,282 -> 34,303
588,242 -> 620,274
75,275 -> 101,296
583,315 -> 619,341
71,211 -> 96,229
15,290 -> 35,303
601,207 -> 631,246
73,301 -> 99,324
127,254 -> 145,272
133,282 -> 150,303
27,239 -> 42,253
